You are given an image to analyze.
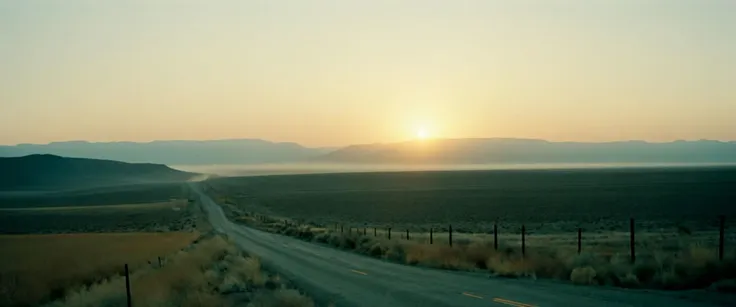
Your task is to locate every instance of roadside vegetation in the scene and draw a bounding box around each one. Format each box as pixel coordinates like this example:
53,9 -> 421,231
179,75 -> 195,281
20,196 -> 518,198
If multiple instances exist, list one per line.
0,232 -> 199,307
45,234 -> 314,307
224,206 -> 736,292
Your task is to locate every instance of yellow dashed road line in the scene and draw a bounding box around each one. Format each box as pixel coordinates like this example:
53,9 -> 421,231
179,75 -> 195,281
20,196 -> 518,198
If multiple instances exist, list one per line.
492,297 -> 537,307
461,292 -> 484,299
350,269 -> 368,275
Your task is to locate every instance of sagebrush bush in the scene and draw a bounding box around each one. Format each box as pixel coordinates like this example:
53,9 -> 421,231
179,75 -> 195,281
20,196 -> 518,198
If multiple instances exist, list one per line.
570,267 -> 597,285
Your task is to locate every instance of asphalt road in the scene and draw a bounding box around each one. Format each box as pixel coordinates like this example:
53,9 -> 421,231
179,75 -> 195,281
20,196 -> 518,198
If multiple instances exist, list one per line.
190,183 -> 720,307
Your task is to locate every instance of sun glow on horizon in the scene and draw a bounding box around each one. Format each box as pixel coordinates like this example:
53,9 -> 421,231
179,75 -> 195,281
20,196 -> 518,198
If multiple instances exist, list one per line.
416,127 -> 429,140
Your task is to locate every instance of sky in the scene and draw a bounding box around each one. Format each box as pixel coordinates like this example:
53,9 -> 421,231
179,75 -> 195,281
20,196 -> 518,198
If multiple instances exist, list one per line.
1,1 -> 734,147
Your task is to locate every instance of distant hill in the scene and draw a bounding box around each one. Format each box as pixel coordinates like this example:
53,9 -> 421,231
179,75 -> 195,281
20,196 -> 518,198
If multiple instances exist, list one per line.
0,139 -> 332,165
0,155 -> 196,191
320,138 -> 736,164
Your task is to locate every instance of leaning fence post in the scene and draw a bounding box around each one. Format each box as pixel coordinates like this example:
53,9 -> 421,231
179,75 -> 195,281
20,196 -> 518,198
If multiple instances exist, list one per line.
157,256 -> 162,267
449,225 -> 453,247
521,225 -> 526,258
124,264 -> 132,307
630,218 -> 636,263
494,222 -> 498,250
577,228 -> 582,255
430,228 -> 433,244
388,228 -> 391,240
720,215 -> 725,261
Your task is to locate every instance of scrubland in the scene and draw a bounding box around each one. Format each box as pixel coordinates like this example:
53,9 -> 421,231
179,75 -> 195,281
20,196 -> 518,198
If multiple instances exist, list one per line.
0,233 -> 314,307
225,208 -> 736,292
0,232 -> 199,307
0,200 -> 197,234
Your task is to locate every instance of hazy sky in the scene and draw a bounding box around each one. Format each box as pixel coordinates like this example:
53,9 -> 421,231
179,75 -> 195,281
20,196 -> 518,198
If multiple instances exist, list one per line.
1,1 -> 734,147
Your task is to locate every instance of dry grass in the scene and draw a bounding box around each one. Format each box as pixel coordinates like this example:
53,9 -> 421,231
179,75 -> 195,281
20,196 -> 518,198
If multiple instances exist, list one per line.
47,235 -> 314,307
241,213 -> 736,291
0,232 -> 199,307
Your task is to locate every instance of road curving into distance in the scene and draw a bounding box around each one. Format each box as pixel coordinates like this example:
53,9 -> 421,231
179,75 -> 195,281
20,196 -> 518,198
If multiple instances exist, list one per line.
190,182 -> 718,307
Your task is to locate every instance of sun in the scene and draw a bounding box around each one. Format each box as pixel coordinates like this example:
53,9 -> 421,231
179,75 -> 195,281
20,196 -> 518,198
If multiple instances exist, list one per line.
416,127 -> 429,140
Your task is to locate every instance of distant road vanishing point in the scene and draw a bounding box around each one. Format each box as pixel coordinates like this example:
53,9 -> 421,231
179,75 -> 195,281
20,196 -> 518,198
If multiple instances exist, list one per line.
190,182 -> 717,307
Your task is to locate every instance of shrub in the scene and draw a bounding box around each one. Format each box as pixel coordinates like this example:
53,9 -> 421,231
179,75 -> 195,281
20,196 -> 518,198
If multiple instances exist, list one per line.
570,267 -> 597,285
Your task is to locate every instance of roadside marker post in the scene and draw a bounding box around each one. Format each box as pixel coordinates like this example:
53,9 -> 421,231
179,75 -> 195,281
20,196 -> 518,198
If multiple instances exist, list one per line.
521,225 -> 526,258
449,225 -> 453,247
577,228 -> 582,255
124,264 -> 132,307
720,215 -> 725,261
630,218 -> 636,263
493,223 -> 498,250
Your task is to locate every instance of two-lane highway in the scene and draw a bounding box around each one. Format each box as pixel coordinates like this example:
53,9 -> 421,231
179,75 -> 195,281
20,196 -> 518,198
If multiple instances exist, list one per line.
190,183 -> 715,307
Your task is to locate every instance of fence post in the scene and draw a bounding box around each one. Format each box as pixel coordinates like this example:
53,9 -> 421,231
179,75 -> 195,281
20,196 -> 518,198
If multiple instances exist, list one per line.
374,227 -> 377,237
364,227 -> 367,236
406,229 -> 410,240
124,264 -> 132,307
720,215 -> 725,261
158,256 -> 162,268
630,218 -> 636,263
521,225 -> 526,258
449,225 -> 453,247
341,225 -> 344,234
388,228 -> 391,240
577,228 -> 582,255
430,228 -> 433,244
494,222 -> 498,251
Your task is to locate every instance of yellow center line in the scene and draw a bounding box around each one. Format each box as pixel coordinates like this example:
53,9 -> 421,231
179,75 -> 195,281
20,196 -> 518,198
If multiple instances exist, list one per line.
350,269 -> 368,275
492,297 -> 537,307
461,292 -> 484,299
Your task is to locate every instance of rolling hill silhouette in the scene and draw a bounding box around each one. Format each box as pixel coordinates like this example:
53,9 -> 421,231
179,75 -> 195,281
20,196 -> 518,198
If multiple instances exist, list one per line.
0,154 -> 196,191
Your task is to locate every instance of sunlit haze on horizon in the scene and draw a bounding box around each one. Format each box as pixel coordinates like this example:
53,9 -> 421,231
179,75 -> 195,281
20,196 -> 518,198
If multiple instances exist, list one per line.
1,1 -> 734,147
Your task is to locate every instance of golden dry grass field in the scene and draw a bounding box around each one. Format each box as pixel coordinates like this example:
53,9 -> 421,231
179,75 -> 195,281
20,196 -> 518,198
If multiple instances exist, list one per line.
0,232 -> 199,307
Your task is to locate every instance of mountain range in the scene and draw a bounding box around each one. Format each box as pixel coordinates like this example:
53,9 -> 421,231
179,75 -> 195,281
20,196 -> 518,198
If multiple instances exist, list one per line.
1,138 -> 735,165
321,138 -> 736,164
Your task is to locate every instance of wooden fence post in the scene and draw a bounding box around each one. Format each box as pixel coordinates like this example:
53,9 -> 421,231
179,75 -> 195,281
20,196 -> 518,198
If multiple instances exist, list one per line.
430,228 -> 433,244
388,228 -> 391,240
374,227 -> 377,237
630,218 -> 636,263
577,228 -> 582,255
449,225 -> 453,247
364,227 -> 367,236
157,256 -> 162,267
340,225 -> 343,234
720,215 -> 725,261
521,225 -> 526,258
494,222 -> 498,251
124,264 -> 132,307
406,229 -> 410,240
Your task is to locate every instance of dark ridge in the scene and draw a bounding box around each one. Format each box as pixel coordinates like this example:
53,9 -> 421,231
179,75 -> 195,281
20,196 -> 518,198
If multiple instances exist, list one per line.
0,154 -> 196,191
